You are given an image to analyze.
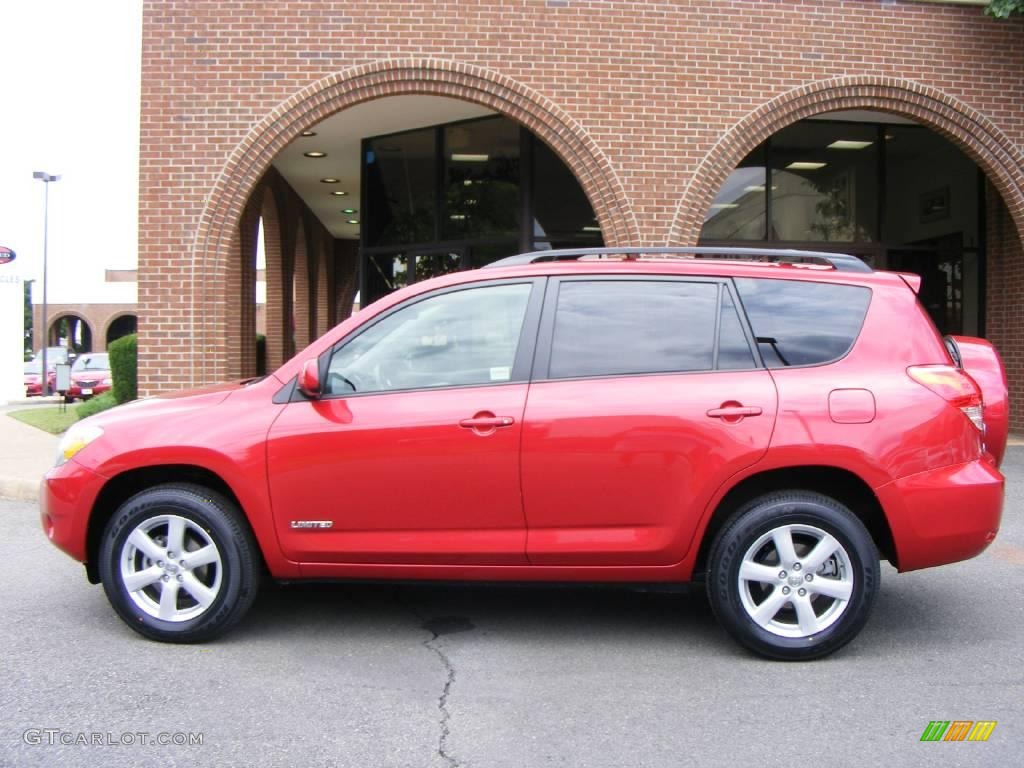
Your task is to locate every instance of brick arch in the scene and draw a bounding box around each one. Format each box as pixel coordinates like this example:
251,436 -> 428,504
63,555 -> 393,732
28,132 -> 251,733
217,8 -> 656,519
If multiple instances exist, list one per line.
669,76 -> 1024,245
189,58 -> 637,384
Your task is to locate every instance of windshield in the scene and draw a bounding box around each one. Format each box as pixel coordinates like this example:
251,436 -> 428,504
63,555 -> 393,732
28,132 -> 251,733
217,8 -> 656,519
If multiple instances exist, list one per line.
72,354 -> 110,372
24,360 -> 42,375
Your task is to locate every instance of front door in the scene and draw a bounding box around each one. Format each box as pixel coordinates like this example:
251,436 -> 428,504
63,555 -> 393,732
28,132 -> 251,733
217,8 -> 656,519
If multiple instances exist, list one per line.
267,279 -> 542,564
521,277 -> 778,565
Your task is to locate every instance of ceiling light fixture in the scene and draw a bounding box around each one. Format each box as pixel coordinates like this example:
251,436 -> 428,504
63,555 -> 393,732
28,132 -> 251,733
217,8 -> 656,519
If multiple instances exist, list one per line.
582,226 -> 601,232
346,219 -> 359,225
330,190 -> 348,196
300,130 -> 317,137
340,208 -> 357,214
743,185 -> 779,192
786,161 -> 826,170
827,140 -> 873,150
710,203 -> 740,209
319,178 -> 340,184
451,153 -> 489,162
303,151 -> 327,158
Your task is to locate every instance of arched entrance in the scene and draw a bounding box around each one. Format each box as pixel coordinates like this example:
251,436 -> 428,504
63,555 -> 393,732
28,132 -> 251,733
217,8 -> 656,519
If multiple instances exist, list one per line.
48,314 -> 93,355
670,76 -> 1024,245
181,59 -> 637,388
679,76 -> 1024,427
105,313 -> 137,346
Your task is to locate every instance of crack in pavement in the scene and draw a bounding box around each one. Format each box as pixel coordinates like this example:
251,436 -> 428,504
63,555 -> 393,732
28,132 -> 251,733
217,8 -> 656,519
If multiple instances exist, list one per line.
392,589 -> 473,768
422,625 -> 459,768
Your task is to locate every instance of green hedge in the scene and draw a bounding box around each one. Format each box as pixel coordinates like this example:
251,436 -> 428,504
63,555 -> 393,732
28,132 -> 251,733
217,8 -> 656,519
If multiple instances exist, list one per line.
108,333 -> 137,404
77,391 -> 118,419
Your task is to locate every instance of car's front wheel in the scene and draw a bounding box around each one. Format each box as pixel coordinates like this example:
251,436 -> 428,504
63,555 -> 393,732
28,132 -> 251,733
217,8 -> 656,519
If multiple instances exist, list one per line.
99,483 -> 261,643
706,491 -> 879,661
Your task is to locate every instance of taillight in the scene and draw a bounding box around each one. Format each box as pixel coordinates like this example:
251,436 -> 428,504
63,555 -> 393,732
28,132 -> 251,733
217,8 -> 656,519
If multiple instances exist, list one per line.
907,365 -> 984,431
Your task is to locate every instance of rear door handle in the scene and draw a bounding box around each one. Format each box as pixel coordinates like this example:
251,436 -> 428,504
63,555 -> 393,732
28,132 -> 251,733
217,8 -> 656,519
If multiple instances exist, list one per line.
706,403 -> 763,422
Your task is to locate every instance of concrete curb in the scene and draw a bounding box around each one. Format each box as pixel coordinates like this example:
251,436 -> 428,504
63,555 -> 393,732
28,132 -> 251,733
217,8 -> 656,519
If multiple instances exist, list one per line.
0,475 -> 40,503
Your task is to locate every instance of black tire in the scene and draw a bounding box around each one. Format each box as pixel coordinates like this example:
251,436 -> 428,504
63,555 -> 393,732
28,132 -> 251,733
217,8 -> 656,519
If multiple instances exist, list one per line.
706,491 -> 879,661
99,483 -> 261,643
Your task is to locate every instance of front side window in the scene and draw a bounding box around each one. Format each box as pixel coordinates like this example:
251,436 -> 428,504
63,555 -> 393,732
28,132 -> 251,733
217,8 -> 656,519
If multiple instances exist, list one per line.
325,283 -> 532,395
548,281 -> 720,379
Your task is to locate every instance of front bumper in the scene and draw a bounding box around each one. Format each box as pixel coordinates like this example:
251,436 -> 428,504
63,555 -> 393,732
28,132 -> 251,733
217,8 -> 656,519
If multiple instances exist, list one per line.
40,459 -> 106,563
878,459 -> 1003,572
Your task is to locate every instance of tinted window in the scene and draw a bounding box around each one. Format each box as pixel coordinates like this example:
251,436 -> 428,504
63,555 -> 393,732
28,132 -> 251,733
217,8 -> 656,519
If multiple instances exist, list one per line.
717,292 -> 755,369
325,283 -> 531,395
734,278 -> 871,367
548,281 -> 717,379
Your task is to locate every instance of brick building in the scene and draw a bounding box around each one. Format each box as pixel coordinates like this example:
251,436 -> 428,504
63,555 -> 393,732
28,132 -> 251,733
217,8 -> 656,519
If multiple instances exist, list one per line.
138,1 -> 1024,423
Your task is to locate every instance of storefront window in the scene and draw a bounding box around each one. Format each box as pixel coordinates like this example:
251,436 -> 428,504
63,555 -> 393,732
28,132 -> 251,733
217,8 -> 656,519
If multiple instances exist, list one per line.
442,119 -> 520,240
770,122 -> 878,243
701,146 -> 767,241
360,115 -> 602,306
364,128 -> 437,247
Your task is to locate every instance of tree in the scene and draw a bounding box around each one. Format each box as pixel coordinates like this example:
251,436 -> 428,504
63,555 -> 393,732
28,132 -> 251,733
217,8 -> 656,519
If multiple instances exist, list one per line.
987,0 -> 1024,18
23,280 -> 33,359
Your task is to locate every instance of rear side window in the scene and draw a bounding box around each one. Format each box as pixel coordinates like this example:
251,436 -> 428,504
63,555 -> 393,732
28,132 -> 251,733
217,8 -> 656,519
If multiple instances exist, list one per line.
734,278 -> 871,367
548,280 -> 719,378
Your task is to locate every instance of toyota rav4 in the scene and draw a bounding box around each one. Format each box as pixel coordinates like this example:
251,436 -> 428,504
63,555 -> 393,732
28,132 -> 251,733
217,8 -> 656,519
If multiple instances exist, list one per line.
40,247 -> 1007,660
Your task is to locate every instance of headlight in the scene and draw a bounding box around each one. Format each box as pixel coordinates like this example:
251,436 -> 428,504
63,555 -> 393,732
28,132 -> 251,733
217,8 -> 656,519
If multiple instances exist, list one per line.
102,378 -> 113,386
56,423 -> 104,466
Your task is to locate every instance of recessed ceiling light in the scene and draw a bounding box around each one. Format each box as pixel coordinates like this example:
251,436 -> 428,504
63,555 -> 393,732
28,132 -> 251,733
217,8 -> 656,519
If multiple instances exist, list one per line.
710,203 -> 740,209
346,219 -> 359,225
340,208 -> 357,214
319,177 -> 340,183
303,151 -> 327,158
582,226 -> 601,232
300,130 -> 317,137
827,140 -> 873,150
330,190 -> 349,196
743,185 -> 779,192
786,161 -> 826,170
451,153 -> 489,162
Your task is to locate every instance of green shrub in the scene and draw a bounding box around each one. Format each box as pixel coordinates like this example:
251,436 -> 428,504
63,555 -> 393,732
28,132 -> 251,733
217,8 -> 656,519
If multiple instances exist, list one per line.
108,333 -> 137,403
76,391 -> 119,420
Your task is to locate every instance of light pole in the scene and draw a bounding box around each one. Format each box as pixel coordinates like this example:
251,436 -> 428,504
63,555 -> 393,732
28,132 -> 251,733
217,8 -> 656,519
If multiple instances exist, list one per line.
33,171 -> 60,396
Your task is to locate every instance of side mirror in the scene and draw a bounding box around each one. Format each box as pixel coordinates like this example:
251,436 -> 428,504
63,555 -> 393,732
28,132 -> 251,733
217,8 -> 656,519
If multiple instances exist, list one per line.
298,358 -> 321,399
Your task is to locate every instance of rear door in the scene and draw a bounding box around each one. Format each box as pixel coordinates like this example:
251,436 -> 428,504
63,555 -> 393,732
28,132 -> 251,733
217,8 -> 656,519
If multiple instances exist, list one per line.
521,276 -> 777,565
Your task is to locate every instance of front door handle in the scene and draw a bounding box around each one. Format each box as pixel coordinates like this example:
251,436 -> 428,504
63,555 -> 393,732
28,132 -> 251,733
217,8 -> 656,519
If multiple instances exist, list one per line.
706,402 -> 763,423
459,412 -> 515,434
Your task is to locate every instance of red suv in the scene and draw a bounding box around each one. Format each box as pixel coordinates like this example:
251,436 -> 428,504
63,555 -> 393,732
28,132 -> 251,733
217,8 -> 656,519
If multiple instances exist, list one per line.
41,248 -> 1007,659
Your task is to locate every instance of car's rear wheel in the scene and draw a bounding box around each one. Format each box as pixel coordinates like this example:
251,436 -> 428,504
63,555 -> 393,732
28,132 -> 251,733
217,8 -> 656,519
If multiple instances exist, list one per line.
706,491 -> 879,661
99,483 -> 260,643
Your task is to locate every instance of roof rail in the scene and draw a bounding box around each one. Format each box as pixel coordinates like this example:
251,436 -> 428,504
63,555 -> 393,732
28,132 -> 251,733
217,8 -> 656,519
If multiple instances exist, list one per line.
483,247 -> 872,273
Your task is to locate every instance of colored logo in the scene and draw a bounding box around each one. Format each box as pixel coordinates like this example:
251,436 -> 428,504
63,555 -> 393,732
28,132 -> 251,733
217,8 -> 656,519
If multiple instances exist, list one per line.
920,720 -> 997,742
0,246 -> 15,265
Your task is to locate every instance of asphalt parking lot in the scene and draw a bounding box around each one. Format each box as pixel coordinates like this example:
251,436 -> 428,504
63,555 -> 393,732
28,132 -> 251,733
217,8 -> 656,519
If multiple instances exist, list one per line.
2,452 -> 1022,768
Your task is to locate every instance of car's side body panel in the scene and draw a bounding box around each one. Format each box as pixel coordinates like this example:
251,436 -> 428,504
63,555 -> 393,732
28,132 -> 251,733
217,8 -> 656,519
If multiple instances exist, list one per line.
265,384 -> 531,564
521,371 -> 778,565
